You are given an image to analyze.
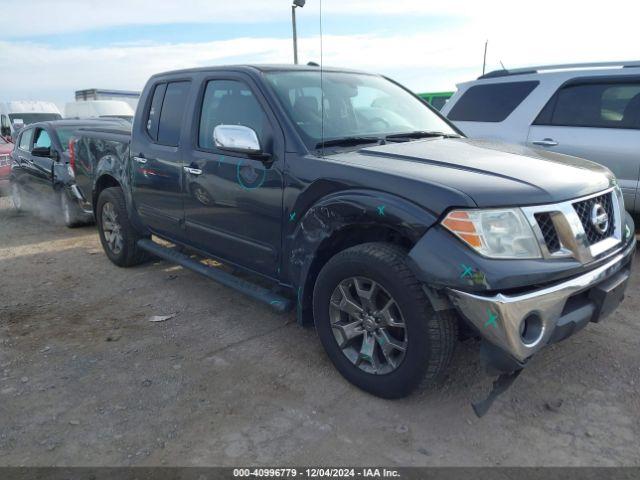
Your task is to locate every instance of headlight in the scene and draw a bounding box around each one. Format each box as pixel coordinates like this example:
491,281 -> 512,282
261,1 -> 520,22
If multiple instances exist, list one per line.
442,208 -> 542,259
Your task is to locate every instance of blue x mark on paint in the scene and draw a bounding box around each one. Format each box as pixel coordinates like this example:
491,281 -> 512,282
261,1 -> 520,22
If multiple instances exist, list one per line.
377,205 -> 386,216
289,212 -> 296,222
484,309 -> 498,329
460,263 -> 473,278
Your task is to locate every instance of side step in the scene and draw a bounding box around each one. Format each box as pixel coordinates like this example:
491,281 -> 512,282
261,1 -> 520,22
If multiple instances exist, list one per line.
137,238 -> 293,313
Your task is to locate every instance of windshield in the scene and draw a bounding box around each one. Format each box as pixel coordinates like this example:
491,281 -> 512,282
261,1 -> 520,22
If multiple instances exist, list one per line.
264,71 -> 456,150
9,113 -> 62,125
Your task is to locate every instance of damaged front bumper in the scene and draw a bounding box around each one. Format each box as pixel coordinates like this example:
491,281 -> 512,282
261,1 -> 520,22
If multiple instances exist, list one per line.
447,237 -> 636,370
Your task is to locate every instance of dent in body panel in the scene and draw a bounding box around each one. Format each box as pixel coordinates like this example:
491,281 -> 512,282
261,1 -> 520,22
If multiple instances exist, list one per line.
285,187 -> 437,324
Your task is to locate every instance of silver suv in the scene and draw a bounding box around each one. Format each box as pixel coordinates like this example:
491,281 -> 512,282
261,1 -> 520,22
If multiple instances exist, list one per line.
441,61 -> 640,213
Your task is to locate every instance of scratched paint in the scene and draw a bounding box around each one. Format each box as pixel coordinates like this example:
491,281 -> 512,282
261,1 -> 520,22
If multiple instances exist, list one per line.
236,160 -> 266,190
459,263 -> 488,287
484,309 -> 498,329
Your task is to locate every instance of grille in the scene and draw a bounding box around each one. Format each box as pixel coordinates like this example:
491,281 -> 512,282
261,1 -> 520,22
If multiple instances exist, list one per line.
573,192 -> 615,245
534,212 -> 561,253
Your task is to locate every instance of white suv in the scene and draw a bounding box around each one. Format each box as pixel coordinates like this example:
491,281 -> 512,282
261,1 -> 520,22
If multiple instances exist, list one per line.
441,61 -> 640,213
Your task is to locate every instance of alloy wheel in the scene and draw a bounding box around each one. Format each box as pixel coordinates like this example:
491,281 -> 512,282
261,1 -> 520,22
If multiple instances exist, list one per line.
101,202 -> 123,255
329,276 -> 408,375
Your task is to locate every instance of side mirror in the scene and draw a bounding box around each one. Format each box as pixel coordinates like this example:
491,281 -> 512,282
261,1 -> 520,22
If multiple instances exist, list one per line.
213,125 -> 268,158
31,146 -> 52,158
0,126 -> 9,137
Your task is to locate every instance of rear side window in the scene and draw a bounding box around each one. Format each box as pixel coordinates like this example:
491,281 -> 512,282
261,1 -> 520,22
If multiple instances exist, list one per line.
146,83 -> 167,140
448,81 -> 539,122
535,82 -> 640,129
18,129 -> 33,150
157,81 -> 191,146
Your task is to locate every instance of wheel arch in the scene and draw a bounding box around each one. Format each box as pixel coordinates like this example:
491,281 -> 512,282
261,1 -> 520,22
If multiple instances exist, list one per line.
286,189 -> 438,326
92,174 -> 121,216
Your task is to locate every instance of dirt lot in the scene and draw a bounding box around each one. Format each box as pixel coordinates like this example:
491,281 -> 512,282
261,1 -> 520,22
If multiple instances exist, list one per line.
1,197 -> 639,467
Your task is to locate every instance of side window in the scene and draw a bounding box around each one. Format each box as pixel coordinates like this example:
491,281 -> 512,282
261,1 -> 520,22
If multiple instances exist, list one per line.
18,128 -> 33,151
1,115 -> 9,129
536,82 -> 640,129
447,81 -> 539,122
33,129 -> 52,148
146,83 -> 167,141
198,79 -> 268,149
157,81 -> 191,146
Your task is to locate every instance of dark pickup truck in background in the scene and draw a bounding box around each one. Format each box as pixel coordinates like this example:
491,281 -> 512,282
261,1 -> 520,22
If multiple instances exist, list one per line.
9,119 -> 129,226
67,64 -> 636,407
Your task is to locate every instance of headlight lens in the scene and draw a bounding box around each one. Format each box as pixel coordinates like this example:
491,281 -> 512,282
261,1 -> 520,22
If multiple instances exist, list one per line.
442,208 -> 542,259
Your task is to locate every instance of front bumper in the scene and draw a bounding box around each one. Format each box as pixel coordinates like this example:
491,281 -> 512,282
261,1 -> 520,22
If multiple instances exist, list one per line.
447,237 -> 635,366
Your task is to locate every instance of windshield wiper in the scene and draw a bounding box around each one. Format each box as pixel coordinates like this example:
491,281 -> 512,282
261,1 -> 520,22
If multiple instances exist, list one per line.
385,131 -> 461,142
315,136 -> 381,149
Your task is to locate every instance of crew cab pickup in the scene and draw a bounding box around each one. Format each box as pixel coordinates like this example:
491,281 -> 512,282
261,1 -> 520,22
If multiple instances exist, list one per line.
71,65 -> 636,405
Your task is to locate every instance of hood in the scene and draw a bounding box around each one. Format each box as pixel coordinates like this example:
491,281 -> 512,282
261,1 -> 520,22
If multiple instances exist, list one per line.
332,138 -> 612,208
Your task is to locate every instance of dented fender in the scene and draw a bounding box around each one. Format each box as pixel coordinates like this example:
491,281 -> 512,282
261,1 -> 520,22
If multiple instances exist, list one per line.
286,189 -> 438,324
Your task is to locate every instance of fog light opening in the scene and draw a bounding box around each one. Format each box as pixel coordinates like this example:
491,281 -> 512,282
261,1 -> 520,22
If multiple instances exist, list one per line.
520,313 -> 544,347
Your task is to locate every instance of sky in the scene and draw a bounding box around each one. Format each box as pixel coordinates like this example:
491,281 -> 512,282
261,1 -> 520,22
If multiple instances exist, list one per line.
1,0 -> 639,108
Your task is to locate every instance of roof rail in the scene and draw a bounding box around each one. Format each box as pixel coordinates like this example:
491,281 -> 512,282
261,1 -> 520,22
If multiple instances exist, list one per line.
478,60 -> 640,79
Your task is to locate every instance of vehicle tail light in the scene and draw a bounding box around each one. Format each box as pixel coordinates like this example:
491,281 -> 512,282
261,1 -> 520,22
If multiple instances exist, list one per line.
68,138 -> 76,172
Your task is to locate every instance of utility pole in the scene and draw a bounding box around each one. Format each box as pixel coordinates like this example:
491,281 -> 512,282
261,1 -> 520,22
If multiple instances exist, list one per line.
482,40 -> 488,75
291,0 -> 306,64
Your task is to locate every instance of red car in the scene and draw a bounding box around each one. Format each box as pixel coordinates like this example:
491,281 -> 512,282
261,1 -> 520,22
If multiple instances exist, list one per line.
0,135 -> 13,196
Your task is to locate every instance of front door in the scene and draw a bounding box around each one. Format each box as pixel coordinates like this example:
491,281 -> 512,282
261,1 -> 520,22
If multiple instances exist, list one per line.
131,80 -> 192,240
183,76 -> 285,277
30,127 -> 56,198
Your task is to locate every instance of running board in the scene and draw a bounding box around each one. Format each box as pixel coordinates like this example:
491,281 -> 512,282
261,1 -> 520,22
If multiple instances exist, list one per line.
137,238 -> 292,313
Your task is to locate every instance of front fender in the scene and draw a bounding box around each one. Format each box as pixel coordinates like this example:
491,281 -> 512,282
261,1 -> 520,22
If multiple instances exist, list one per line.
285,189 -> 438,324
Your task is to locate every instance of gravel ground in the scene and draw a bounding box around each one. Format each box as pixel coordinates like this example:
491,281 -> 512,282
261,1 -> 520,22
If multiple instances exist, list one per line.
1,197 -> 639,467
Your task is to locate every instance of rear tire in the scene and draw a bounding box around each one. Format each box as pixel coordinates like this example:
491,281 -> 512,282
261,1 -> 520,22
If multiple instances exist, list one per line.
60,191 -> 85,228
10,182 -> 22,211
96,186 -> 149,267
313,242 -> 457,399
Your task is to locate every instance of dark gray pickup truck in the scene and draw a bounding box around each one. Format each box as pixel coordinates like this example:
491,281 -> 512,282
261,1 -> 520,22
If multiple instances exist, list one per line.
70,64 -> 636,413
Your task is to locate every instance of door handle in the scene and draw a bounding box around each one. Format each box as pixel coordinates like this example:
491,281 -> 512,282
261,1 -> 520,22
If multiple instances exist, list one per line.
184,166 -> 203,176
532,138 -> 559,147
133,156 -> 147,164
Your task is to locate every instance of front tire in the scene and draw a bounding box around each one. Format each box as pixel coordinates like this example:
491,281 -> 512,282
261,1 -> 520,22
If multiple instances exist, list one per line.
313,242 -> 457,398
96,187 -> 149,267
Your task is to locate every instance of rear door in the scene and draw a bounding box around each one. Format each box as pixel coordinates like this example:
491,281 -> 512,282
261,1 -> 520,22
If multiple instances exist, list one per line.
527,78 -> 640,210
182,74 -> 285,277
131,80 -> 192,240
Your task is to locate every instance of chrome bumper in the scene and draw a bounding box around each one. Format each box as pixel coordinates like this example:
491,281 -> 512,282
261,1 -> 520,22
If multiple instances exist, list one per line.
447,238 -> 635,362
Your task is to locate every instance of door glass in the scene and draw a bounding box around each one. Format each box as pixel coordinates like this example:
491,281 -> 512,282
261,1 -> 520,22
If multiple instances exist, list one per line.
19,129 -> 33,150
538,82 -> 640,129
34,129 -> 51,148
198,80 -> 268,149
157,81 -> 191,146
